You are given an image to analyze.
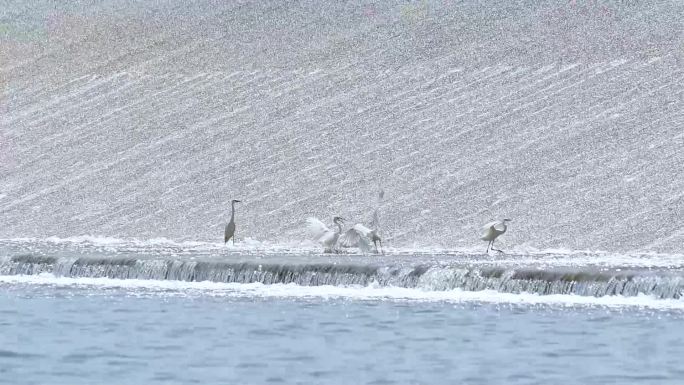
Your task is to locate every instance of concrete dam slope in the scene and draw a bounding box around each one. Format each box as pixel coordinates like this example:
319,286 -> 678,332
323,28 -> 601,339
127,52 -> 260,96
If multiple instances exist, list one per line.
1,0 -> 682,253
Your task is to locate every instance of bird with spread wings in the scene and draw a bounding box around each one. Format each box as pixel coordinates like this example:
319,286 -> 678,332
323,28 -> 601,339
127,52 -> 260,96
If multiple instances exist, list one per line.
339,189 -> 385,254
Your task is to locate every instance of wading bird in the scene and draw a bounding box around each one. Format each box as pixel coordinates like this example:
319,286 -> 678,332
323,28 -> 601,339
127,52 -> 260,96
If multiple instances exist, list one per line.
340,222 -> 383,254
481,218 -> 511,253
339,189 -> 385,254
307,216 -> 345,253
224,199 -> 241,245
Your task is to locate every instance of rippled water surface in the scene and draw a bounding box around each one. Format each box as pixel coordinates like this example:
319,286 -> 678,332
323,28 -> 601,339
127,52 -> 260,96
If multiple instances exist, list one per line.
1,281 -> 683,385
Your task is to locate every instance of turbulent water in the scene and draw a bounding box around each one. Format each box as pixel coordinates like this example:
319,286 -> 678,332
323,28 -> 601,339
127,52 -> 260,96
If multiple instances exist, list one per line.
1,237 -> 683,307
1,0 -> 683,252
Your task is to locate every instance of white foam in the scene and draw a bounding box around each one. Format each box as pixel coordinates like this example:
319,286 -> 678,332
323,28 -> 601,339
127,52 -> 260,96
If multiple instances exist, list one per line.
2,274 -> 683,310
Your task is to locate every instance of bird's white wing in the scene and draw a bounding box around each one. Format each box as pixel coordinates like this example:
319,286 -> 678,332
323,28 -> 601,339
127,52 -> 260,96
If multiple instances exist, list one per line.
339,226 -> 372,252
319,231 -> 338,248
306,217 -> 330,241
481,220 -> 505,238
482,221 -> 500,231
338,228 -> 362,247
482,221 -> 501,238
352,223 -> 373,238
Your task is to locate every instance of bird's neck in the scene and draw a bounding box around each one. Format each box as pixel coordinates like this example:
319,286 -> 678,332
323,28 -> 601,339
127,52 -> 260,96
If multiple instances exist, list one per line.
230,202 -> 236,220
335,222 -> 342,233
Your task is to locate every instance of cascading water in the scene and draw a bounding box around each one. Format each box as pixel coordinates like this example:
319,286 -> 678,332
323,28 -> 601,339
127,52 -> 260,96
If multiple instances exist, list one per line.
2,238 -> 683,299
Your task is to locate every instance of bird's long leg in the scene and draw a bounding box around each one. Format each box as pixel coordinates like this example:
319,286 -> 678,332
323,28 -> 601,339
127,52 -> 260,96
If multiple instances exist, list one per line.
379,240 -> 384,255
373,240 -> 378,254
491,240 -> 504,253
486,240 -> 492,253
233,234 -> 235,245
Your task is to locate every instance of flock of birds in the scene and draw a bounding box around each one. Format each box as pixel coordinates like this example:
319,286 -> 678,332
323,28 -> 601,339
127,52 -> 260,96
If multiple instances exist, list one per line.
223,193 -> 512,254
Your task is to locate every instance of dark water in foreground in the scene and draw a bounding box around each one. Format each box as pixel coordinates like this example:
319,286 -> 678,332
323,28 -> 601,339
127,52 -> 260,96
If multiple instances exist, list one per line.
1,279 -> 682,385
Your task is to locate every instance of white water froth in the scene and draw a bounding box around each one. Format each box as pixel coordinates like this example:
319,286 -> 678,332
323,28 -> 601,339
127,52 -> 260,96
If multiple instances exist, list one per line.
2,274 -> 683,311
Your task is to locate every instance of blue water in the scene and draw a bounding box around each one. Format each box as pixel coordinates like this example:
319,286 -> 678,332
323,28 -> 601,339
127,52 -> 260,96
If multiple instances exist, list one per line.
1,280 -> 683,385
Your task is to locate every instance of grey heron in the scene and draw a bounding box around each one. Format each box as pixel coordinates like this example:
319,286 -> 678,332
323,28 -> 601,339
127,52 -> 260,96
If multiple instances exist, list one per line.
224,199 -> 241,245
481,219 -> 511,253
306,216 -> 345,253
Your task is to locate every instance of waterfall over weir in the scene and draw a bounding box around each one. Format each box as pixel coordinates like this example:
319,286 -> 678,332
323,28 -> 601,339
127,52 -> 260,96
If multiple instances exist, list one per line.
3,252 -> 683,300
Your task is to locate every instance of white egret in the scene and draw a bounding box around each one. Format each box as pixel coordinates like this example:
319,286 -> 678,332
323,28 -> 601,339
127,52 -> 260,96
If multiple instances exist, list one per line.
306,216 -> 345,253
339,189 -> 384,254
340,222 -> 383,254
224,199 -> 241,245
481,218 -> 511,253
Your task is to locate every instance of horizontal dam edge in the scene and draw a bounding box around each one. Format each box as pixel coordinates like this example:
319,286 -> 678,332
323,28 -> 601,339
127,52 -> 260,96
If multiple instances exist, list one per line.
1,254 -> 682,299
